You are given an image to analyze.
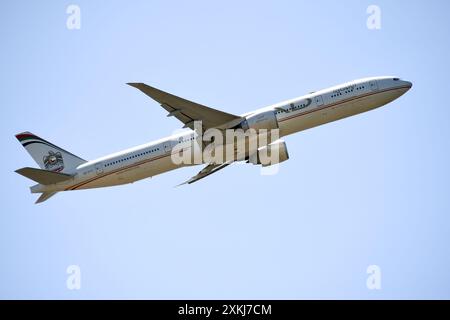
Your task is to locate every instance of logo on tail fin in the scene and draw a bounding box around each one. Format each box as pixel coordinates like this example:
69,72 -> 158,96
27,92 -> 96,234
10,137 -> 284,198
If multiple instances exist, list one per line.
43,151 -> 64,172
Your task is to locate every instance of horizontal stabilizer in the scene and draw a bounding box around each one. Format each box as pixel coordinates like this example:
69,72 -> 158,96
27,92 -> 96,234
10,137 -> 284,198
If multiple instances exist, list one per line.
15,167 -> 72,185
35,192 -> 58,204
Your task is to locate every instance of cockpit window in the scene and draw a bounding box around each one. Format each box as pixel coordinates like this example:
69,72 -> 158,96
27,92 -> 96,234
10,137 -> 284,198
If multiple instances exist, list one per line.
393,78 -> 400,81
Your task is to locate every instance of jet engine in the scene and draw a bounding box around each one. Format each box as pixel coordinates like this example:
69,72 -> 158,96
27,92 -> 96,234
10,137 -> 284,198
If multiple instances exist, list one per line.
238,110 -> 279,131
249,140 -> 289,167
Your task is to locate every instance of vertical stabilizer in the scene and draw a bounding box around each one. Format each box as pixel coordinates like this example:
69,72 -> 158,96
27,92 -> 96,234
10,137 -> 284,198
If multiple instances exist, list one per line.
15,132 -> 86,174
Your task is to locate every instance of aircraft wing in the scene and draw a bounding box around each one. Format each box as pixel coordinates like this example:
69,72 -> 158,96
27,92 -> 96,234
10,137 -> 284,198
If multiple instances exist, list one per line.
127,83 -> 242,130
177,161 -> 232,186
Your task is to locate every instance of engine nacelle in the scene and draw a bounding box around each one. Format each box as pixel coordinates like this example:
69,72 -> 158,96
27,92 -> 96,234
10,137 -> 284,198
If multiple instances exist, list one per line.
249,140 -> 289,167
239,110 -> 279,131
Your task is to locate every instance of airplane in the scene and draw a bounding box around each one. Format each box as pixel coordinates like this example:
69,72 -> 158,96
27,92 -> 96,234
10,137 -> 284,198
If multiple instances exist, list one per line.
15,76 -> 412,203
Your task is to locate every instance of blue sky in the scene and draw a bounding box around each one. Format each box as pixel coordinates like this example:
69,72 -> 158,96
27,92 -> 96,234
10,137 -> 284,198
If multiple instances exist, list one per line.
1,0 -> 450,299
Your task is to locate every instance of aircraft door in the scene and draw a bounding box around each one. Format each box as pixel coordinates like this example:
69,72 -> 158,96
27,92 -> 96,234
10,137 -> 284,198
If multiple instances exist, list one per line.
369,80 -> 379,92
95,162 -> 104,175
314,95 -> 324,106
163,141 -> 172,154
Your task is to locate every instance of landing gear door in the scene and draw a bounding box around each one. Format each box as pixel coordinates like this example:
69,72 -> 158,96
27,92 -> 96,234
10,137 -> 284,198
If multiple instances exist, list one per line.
369,80 -> 379,92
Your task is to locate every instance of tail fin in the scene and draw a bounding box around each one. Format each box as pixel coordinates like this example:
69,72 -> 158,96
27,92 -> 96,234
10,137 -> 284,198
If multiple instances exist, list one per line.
15,132 -> 86,174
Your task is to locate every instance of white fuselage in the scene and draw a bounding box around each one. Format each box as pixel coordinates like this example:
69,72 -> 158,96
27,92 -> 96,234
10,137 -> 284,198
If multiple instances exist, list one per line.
31,76 -> 412,193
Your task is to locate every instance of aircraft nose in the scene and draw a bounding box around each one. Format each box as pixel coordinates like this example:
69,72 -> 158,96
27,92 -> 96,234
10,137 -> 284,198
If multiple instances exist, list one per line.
403,80 -> 413,89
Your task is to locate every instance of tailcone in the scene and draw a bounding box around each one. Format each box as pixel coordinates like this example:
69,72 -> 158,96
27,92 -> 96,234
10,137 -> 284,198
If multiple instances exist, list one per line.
30,184 -> 46,194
